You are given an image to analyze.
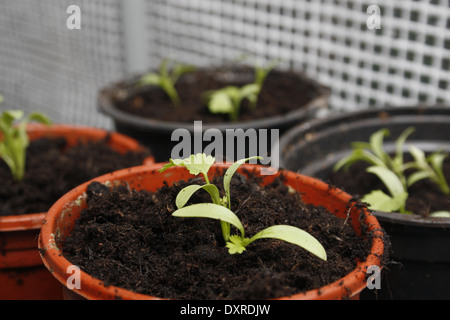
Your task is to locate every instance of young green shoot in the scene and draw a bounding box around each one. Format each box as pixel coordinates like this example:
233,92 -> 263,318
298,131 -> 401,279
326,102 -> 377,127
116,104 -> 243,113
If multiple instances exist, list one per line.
138,58 -> 195,107
334,127 -> 415,214
0,109 -> 52,181
360,166 -> 410,214
334,127 -> 450,217
204,61 -> 277,122
159,153 -> 327,260
406,146 -> 449,195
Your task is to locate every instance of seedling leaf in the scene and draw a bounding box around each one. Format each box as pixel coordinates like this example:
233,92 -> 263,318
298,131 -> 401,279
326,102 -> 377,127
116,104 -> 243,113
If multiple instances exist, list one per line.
362,190 -> 409,213
366,166 -> 406,197
369,129 -> 389,163
334,149 -> 386,172
138,59 -> 195,107
248,225 -> 327,261
208,90 -> 235,114
223,156 -> 262,209
159,153 -> 215,183
225,235 -> 251,254
361,190 -> 408,212
0,109 -> 51,181
172,203 -> 245,238
407,170 -> 434,187
394,127 -> 415,167
176,184 -> 221,208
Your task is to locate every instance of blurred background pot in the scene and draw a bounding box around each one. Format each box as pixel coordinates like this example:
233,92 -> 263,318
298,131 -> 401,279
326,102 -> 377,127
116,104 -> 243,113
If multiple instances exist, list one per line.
278,106 -> 450,300
98,67 -> 330,162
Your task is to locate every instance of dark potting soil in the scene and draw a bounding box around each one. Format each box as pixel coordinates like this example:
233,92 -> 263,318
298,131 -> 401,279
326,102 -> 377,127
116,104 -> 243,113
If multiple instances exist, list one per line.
0,137 -> 150,216
329,158 -> 450,217
112,67 -> 322,123
62,171 -> 378,300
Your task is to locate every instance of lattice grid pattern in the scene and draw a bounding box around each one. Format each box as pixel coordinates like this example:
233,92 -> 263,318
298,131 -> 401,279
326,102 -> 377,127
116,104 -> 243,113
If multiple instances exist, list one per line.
147,0 -> 450,112
0,0 -> 124,128
0,0 -> 449,129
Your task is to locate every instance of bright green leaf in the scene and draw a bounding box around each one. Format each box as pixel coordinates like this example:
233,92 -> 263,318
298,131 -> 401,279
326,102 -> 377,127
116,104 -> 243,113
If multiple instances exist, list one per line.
369,128 -> 390,164
176,184 -> 221,208
394,127 -> 415,166
366,166 -> 406,197
362,189 -> 408,213
208,91 -> 234,114
159,153 -> 215,183
138,59 -> 195,107
334,149 -> 386,172
139,73 -> 161,86
225,235 -> 250,254
223,156 -> 262,209
407,170 -> 434,187
248,225 -> 327,261
0,110 -> 51,181
172,203 -> 245,238
409,145 -> 428,169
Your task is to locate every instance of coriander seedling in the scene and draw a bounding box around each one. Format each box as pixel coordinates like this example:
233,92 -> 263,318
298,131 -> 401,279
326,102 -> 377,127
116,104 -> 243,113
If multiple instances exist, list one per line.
406,146 -> 449,195
334,127 -> 415,214
138,58 -> 195,107
159,153 -> 327,260
334,127 -> 450,217
204,61 -> 277,122
0,109 -> 52,181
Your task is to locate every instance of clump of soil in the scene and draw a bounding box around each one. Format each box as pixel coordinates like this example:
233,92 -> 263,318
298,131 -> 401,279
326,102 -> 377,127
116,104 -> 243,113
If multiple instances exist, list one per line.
0,137 -> 150,216
62,171 -> 379,300
329,158 -> 450,217
111,67 -> 323,123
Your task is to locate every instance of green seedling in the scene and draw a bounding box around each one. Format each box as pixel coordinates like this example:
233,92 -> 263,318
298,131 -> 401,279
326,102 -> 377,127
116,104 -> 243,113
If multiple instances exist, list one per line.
0,108 -> 52,181
406,146 -> 449,195
360,166 -> 410,214
204,61 -> 277,122
334,127 -> 450,217
159,153 -> 327,259
334,127 -> 415,214
334,127 -> 414,188
138,58 -> 195,107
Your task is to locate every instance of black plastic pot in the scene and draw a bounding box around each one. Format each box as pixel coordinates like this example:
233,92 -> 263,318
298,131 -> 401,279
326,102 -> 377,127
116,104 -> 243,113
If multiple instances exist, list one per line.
98,67 -> 330,162
278,106 -> 450,300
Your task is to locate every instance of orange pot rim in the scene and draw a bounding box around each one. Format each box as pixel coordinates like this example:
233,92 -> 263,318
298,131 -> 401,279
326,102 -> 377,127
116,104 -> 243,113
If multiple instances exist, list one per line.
0,124 -> 154,232
38,162 -> 386,300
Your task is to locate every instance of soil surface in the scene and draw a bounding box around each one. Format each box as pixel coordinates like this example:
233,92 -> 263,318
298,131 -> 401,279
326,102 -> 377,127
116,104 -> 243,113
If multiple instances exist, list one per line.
111,66 -> 323,123
62,171 -> 379,300
329,158 -> 450,217
0,137 -> 150,216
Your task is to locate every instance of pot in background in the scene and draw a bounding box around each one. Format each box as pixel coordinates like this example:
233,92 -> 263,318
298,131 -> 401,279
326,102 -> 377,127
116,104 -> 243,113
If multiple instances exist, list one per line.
0,124 -> 154,300
278,106 -> 450,300
98,67 -> 330,162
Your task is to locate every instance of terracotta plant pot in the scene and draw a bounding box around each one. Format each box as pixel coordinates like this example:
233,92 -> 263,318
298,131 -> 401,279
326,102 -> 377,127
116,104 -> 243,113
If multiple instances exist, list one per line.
0,124 -> 154,300
38,162 -> 386,300
278,106 -> 450,299
98,66 -> 330,162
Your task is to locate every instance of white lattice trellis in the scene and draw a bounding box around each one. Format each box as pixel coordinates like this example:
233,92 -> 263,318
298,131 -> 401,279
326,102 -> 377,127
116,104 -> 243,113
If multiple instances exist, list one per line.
0,0 -> 449,128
